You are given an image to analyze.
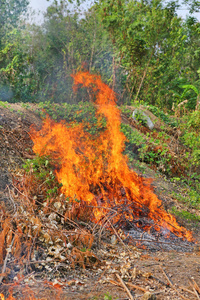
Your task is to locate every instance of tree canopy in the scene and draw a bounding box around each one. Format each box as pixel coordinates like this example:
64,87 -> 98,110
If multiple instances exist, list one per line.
0,0 -> 200,109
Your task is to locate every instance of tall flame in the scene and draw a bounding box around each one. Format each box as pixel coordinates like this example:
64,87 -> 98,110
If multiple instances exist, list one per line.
30,71 -> 193,241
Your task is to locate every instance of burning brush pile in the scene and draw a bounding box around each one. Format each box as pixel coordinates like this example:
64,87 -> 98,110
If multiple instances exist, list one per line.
0,71 -> 195,299
30,71 -> 193,243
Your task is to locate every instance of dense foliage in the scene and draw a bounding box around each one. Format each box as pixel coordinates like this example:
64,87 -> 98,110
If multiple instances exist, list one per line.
0,0 -> 199,110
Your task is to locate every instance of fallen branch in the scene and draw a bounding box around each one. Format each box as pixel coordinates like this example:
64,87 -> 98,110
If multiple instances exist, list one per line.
189,282 -> 200,300
109,279 -> 123,288
179,286 -> 197,296
159,265 -> 173,285
151,275 -> 169,287
188,278 -> 200,300
127,282 -> 147,293
116,273 -> 134,300
0,237 -> 14,284
106,217 -> 131,253
192,278 -> 200,295
159,265 -> 190,300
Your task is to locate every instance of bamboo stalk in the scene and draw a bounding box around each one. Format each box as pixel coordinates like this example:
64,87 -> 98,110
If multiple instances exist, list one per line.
116,274 -> 134,300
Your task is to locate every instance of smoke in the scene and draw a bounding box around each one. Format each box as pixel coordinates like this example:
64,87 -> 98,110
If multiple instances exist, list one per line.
0,85 -> 13,102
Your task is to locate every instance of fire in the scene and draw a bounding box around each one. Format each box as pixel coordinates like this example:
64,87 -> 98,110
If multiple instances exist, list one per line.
0,293 -> 41,300
0,293 -> 16,300
30,71 -> 193,242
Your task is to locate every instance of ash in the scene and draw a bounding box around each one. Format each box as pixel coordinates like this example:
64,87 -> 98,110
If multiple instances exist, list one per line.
123,220 -> 194,252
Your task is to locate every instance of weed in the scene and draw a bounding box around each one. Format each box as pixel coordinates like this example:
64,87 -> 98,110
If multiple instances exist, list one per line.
179,112 -> 200,168
146,104 -> 178,127
171,207 -> 200,222
134,110 -> 148,127
172,185 -> 200,208
120,123 -> 146,161
37,101 -> 107,136
0,101 -> 8,108
104,293 -> 115,300
120,105 -> 133,118
23,155 -> 63,201
21,102 -> 31,109
88,293 -> 117,300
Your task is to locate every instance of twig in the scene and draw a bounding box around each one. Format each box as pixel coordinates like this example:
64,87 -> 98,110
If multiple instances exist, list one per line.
6,185 -> 16,214
151,275 -> 169,287
109,279 -> 124,288
106,217 -> 131,253
85,258 -> 115,296
159,265 -> 173,285
159,265 -> 190,300
116,273 -> 134,300
188,278 -> 200,299
0,237 -> 14,284
134,51 -> 153,102
192,278 -> 200,294
193,287 -> 200,300
26,231 -> 39,273
179,286 -> 196,296
127,282 -> 147,293
193,288 -> 200,300
189,281 -> 200,300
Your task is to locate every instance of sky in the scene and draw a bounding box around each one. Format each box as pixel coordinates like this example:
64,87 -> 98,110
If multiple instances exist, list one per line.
28,0 -> 200,21
29,0 -> 53,11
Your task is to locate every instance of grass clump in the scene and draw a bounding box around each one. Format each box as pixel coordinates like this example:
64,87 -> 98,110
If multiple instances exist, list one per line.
171,207 -> 200,223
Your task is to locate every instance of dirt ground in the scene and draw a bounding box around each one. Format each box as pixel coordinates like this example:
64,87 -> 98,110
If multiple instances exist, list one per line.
0,103 -> 200,300
2,246 -> 200,300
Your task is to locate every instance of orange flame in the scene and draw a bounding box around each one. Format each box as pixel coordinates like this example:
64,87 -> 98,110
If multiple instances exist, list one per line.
0,292 -> 44,300
30,71 -> 193,242
0,293 -> 15,300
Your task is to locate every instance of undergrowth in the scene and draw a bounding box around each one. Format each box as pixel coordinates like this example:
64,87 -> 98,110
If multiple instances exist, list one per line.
146,104 -> 178,127
37,101 -> 107,136
179,110 -> 200,168
120,104 -> 200,218
0,153 -> 101,286
23,155 -> 63,201
171,207 -> 200,223
35,101 -> 199,191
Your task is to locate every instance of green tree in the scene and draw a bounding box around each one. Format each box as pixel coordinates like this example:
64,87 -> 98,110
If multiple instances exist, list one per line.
28,0 -> 114,103
0,0 -> 30,101
97,0 -> 200,109
0,0 -> 29,43
0,26 -> 41,102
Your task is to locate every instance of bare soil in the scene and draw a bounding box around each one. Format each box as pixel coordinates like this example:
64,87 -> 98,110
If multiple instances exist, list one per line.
0,103 -> 200,300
